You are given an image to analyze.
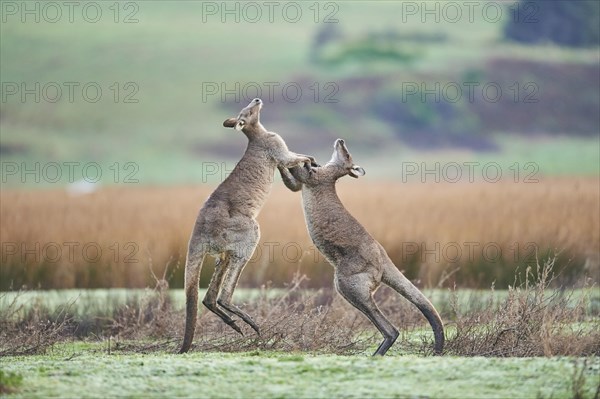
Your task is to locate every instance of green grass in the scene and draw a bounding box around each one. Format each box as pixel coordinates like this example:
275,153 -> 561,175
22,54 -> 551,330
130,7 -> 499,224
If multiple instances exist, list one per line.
0,288 -> 286,319
0,369 -> 23,394
2,287 -> 599,397
488,134 -> 600,176
2,343 -> 599,398
342,133 -> 600,180
2,287 -> 597,314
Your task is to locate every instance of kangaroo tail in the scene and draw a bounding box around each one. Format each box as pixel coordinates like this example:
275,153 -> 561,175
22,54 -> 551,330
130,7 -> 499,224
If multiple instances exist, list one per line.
382,264 -> 444,355
179,251 -> 205,354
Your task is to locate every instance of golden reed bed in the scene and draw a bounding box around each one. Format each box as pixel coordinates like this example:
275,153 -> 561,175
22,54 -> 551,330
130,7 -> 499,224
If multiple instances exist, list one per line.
1,178 -> 598,289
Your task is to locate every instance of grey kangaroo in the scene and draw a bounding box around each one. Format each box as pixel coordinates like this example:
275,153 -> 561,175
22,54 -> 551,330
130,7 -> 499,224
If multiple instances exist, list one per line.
179,98 -> 314,354
279,139 -> 444,356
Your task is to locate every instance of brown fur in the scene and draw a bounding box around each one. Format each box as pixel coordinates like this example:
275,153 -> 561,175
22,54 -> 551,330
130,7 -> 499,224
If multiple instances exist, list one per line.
279,139 -> 444,356
179,99 -> 313,353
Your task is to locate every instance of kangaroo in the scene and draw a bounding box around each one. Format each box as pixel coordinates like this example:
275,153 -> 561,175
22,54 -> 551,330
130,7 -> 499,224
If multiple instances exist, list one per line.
278,139 -> 444,356
179,98 -> 315,354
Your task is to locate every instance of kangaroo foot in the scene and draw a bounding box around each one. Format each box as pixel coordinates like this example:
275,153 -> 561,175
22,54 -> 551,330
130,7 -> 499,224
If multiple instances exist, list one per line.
218,300 -> 260,335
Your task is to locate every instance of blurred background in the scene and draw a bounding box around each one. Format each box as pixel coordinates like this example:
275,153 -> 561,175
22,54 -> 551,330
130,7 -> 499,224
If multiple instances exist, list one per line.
1,0 -> 599,290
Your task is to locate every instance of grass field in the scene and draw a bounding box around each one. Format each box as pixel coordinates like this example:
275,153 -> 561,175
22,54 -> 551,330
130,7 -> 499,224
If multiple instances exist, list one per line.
2,347 -> 599,398
2,178 -> 598,290
1,277 -> 599,398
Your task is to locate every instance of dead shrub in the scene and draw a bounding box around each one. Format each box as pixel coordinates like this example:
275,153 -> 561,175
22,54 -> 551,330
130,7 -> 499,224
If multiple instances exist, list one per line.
0,291 -> 73,356
1,259 -> 598,358
445,256 -> 600,357
112,273 -> 377,354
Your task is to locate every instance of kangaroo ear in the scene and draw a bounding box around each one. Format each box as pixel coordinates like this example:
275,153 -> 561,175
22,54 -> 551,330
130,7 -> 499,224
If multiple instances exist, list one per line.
234,120 -> 245,131
223,118 -> 237,128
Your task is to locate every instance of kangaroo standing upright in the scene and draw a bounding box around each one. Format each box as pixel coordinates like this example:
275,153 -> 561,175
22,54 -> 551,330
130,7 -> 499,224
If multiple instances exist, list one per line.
179,98 -> 314,354
279,139 -> 444,356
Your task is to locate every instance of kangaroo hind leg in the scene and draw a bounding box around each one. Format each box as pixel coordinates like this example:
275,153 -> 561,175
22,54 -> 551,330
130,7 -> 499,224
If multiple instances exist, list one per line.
217,223 -> 260,335
335,272 -> 399,356
217,250 -> 260,335
202,252 -> 244,335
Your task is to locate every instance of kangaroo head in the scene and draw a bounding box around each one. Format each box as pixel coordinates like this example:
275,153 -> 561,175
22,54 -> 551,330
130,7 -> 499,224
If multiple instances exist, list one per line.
290,139 -> 365,185
329,139 -> 365,179
223,98 -> 264,134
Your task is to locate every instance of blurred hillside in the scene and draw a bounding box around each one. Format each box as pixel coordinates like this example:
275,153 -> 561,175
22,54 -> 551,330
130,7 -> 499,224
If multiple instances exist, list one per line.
1,1 -> 599,186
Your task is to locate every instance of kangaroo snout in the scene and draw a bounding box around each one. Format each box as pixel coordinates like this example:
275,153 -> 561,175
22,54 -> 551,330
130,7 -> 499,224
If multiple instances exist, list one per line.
247,98 -> 263,112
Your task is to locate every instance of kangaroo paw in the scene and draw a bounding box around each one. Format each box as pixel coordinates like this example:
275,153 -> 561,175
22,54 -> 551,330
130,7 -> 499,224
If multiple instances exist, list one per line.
218,300 -> 260,336
226,319 -> 244,336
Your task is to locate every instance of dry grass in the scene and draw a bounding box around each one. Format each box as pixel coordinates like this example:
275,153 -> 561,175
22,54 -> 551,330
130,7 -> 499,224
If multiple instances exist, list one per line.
0,273 -> 377,356
445,256 -> 600,357
1,261 -> 598,358
0,291 -> 74,356
1,177 -> 598,289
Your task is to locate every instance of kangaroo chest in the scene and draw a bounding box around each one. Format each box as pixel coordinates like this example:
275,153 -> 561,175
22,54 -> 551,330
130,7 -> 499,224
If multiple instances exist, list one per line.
301,188 -> 358,265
